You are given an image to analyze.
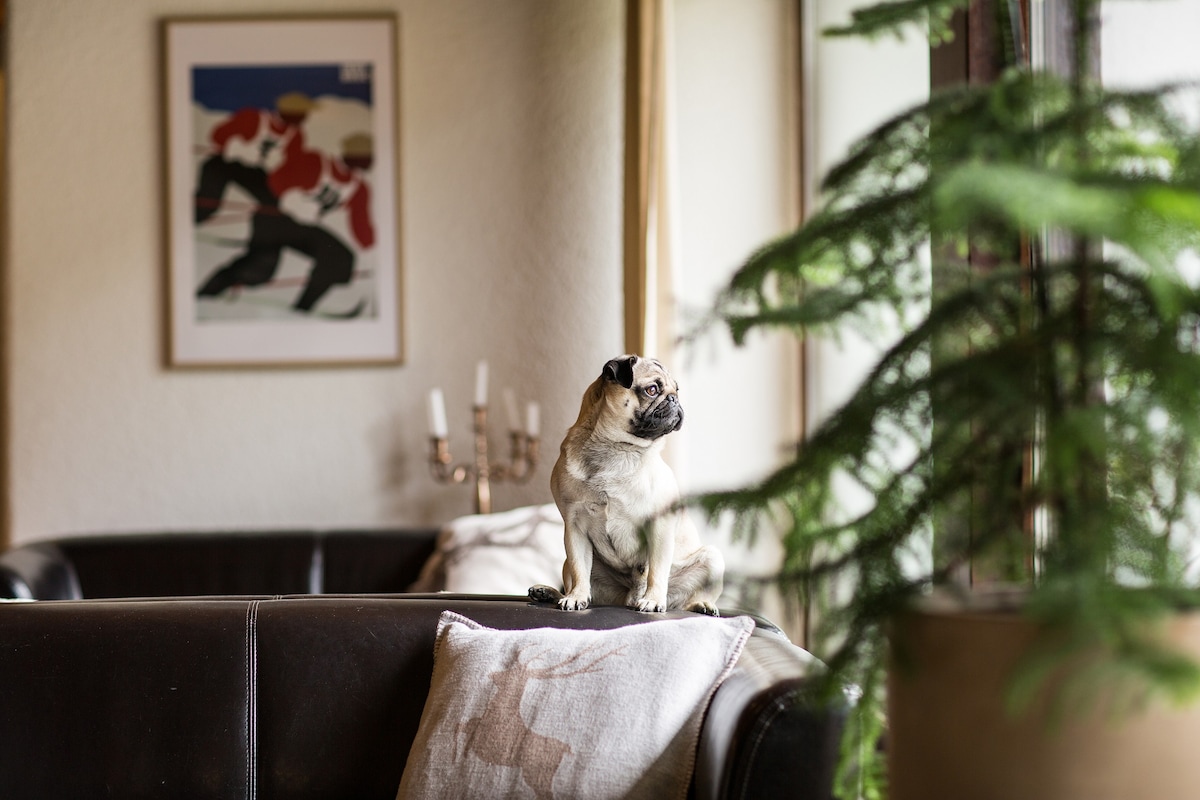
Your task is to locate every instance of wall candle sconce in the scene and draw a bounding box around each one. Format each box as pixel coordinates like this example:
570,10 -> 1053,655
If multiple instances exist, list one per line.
427,360 -> 540,514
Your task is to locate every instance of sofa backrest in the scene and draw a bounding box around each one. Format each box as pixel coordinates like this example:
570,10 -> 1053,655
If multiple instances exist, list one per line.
0,529 -> 440,600
0,595 -> 842,800
0,542 -> 81,599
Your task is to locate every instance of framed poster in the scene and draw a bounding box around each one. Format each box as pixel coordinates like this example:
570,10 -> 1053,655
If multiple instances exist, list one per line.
163,16 -> 402,367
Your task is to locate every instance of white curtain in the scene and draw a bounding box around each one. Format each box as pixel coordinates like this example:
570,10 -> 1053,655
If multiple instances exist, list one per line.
624,0 -> 682,468
624,0 -> 678,365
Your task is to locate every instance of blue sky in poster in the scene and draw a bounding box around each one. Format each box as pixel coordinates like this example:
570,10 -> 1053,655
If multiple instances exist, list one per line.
192,64 -> 373,112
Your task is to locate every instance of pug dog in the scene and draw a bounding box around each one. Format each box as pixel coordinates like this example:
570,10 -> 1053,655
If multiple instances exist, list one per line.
529,355 -> 724,615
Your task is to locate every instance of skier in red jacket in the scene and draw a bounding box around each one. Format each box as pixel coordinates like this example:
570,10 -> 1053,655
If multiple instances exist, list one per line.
195,132 -> 376,314
193,91 -> 315,224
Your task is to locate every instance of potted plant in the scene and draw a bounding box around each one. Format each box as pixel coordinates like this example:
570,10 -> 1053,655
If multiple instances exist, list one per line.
692,1 -> 1200,798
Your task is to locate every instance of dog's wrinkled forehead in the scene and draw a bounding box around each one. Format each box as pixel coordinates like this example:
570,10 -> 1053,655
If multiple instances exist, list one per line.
601,354 -> 677,395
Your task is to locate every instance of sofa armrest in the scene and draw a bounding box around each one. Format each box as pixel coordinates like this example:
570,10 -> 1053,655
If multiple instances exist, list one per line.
0,543 -> 82,600
695,630 -> 847,800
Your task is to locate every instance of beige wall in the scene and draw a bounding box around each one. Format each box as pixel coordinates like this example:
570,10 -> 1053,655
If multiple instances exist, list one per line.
5,0 -> 807,559
6,0 -> 624,540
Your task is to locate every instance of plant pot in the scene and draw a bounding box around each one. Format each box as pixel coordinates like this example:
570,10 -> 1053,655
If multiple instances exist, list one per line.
887,597 -> 1200,800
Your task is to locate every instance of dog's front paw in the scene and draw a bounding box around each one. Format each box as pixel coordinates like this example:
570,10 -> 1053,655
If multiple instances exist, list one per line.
687,601 -> 720,617
632,596 -> 666,613
559,594 -> 590,611
528,584 -> 563,603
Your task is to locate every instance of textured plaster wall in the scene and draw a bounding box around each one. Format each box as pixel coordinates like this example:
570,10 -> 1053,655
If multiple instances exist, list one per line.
6,0 -> 624,539
6,0 -> 806,549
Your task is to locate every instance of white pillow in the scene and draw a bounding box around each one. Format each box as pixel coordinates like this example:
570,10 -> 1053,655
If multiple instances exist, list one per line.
396,611 -> 755,800
409,504 -> 566,595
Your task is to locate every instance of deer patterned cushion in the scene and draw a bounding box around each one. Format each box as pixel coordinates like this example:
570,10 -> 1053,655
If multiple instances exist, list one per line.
395,611 -> 755,800
408,504 -> 566,595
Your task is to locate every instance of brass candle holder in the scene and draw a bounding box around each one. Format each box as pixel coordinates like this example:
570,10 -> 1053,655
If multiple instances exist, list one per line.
428,405 -> 540,514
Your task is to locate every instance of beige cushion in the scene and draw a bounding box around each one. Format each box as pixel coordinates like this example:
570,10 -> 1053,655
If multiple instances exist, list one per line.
396,611 -> 754,800
408,504 -> 566,595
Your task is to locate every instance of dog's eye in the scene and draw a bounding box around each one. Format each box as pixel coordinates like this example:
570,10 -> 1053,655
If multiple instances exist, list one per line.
644,385 -> 659,397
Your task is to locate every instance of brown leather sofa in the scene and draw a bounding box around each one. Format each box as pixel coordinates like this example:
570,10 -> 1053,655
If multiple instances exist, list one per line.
0,594 -> 846,799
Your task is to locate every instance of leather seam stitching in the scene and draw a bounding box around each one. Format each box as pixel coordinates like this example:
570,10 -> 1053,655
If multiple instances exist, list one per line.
735,696 -> 789,800
246,600 -> 260,800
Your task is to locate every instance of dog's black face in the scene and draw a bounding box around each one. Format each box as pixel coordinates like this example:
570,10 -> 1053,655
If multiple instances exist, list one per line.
602,355 -> 684,441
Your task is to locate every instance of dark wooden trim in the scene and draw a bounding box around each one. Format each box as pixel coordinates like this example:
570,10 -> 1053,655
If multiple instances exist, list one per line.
930,6 -> 969,91
929,0 -> 1036,588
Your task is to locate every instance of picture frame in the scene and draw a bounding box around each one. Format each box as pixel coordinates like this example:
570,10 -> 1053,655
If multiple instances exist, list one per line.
162,15 -> 402,367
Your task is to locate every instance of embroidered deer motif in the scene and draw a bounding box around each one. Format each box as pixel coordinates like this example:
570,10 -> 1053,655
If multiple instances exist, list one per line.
457,642 -> 628,800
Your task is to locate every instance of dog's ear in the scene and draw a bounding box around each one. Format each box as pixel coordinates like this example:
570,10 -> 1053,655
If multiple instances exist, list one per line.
602,355 -> 637,389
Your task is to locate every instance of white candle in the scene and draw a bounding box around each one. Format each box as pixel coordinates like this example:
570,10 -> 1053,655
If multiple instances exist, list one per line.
503,388 -> 521,432
526,402 -> 540,437
474,360 -> 489,408
428,388 -> 448,438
